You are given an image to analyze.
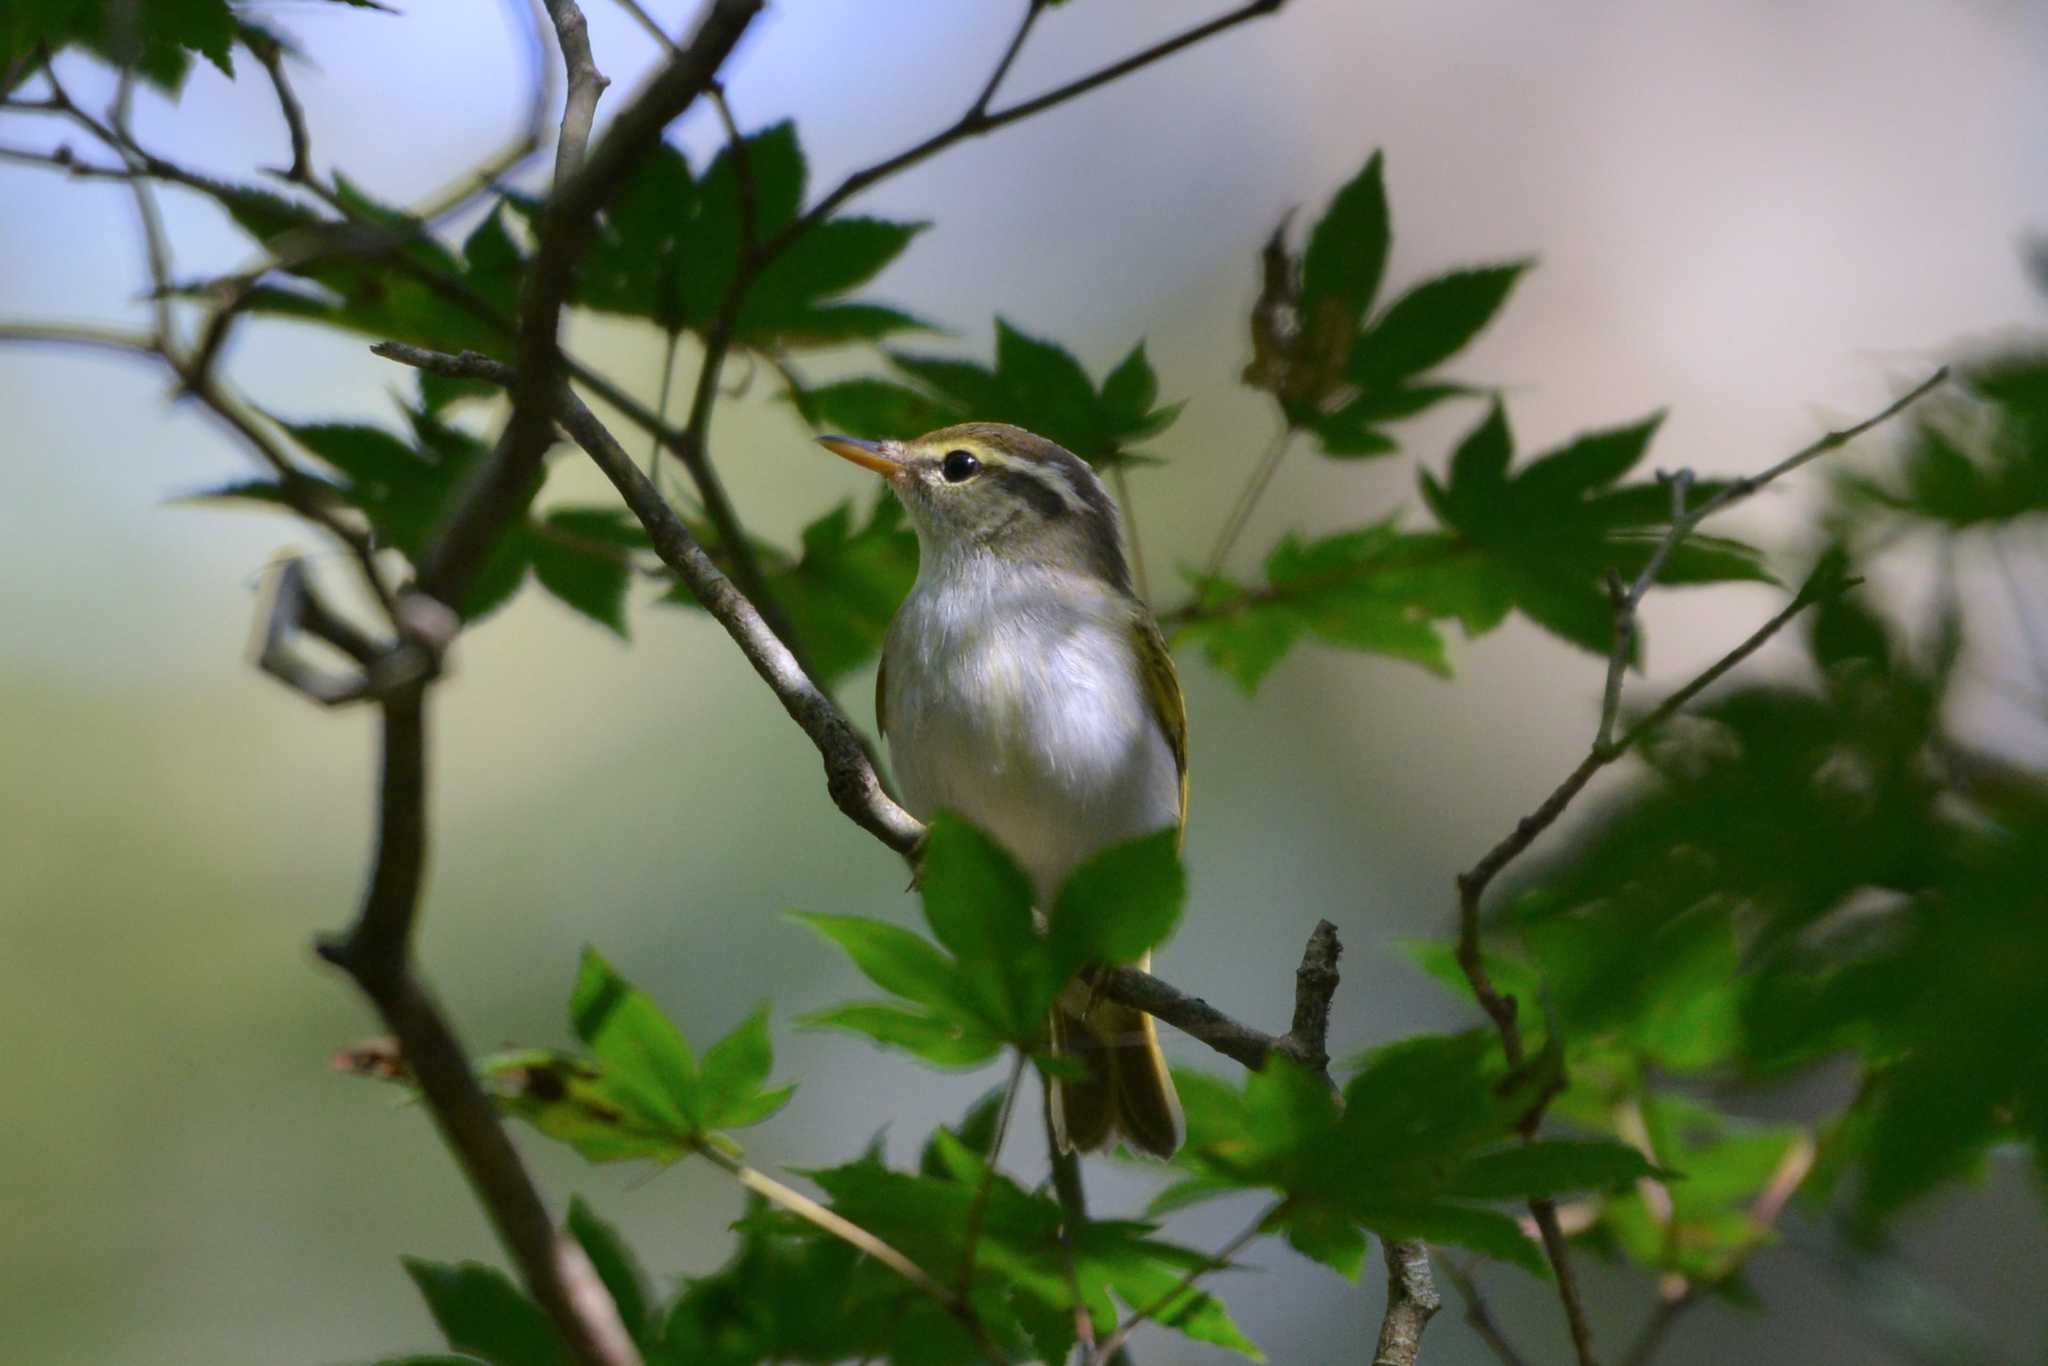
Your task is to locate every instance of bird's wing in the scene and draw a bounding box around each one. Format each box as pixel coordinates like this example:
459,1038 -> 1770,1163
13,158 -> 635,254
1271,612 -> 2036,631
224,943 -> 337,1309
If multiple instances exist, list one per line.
875,647 -> 889,740
1131,611 -> 1189,833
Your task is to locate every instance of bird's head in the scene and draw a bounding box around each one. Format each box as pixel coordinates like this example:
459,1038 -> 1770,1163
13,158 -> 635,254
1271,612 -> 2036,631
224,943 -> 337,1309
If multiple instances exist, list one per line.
818,422 -> 1131,592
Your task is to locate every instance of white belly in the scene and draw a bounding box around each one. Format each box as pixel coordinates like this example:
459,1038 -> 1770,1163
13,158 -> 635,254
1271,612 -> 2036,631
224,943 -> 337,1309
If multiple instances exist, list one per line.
883,562 -> 1180,902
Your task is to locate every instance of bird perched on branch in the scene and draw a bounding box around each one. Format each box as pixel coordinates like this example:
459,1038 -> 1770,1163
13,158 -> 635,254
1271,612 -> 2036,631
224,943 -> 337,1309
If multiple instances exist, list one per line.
819,423 -> 1186,1158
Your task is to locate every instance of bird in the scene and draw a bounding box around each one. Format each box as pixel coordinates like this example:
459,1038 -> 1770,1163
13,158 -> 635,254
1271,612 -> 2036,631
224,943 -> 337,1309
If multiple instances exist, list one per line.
819,422 -> 1186,1159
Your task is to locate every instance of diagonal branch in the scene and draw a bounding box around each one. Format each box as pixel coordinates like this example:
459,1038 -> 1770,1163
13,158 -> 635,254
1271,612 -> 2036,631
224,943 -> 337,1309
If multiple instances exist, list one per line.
767,0 -> 1288,259
372,340 -> 924,854
417,0 -> 760,609
1449,369 -> 1948,1366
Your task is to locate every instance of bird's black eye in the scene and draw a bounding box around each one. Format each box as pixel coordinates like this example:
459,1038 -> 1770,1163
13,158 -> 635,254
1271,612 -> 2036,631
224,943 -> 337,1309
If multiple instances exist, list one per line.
940,449 -> 981,483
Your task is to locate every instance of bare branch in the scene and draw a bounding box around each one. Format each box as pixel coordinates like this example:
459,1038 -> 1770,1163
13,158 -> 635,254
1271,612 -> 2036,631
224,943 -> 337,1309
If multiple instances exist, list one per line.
968,0 -> 1049,120
1373,1240 -> 1446,1366
773,0 -> 1288,257
244,26 -> 313,182
544,0 -> 611,187
372,340 -> 925,855
1437,1258 -> 1531,1366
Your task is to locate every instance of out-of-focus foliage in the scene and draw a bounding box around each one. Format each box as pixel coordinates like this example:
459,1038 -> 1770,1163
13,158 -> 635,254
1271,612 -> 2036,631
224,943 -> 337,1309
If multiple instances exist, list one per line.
792,321 -> 1182,470
1152,1038 -> 1660,1279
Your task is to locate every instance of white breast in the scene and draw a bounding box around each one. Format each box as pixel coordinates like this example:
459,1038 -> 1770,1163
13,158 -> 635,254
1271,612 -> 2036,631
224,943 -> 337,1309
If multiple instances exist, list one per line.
882,554 -> 1181,902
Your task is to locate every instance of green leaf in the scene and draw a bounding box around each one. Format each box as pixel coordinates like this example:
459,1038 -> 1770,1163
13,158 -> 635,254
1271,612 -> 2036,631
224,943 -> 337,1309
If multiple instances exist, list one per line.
1174,523 -> 1474,693
739,218 -> 928,343
1280,1204 -> 1367,1281
6,0 -> 238,92
917,814 -> 1048,1035
565,1199 -> 652,1345
568,947 -> 698,1130
529,512 -> 633,638
1047,828 -> 1185,973
791,913 -> 981,1020
792,377 -> 960,440
1349,1202 -> 1546,1277
798,1002 -> 999,1068
1352,262 -> 1530,387
1420,401 -> 1769,659
834,321 -> 1182,467
1512,413 -> 1666,505
1301,151 -> 1391,321
1100,342 -> 1162,428
1445,1140 -> 1662,1200
402,1258 -> 566,1366
696,1008 -> 785,1131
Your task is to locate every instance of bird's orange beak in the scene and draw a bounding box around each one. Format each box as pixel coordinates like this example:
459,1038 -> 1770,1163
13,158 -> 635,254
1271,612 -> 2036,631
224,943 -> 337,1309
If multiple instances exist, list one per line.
817,434 -> 902,476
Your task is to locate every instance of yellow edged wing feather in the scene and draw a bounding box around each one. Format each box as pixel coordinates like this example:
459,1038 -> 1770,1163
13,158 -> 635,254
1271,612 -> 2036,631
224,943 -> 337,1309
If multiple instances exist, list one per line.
875,649 -> 889,740
1131,611 -> 1188,835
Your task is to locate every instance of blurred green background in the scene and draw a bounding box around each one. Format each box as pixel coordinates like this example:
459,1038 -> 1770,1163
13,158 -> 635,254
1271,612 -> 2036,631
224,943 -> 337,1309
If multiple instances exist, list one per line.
4,1 -> 2046,1362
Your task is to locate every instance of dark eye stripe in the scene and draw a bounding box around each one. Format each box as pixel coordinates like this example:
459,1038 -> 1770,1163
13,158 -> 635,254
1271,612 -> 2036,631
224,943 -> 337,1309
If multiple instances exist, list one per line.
991,466 -> 1068,520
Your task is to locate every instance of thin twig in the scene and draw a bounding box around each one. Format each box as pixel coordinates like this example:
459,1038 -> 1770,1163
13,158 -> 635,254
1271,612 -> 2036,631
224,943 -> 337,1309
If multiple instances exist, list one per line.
1113,463 -> 1151,603
1596,469 -> 1694,751
611,0 -> 677,51
1436,1258 -> 1531,1366
1202,420 -> 1293,581
1043,1086 -> 1101,1361
1091,1200 -> 1283,1364
766,0 -> 1289,261
244,26 -> 313,182
694,1143 -> 1010,1365
958,1052 -> 1030,1298
708,81 -> 755,251
646,327 -> 683,479
967,0 -> 1049,120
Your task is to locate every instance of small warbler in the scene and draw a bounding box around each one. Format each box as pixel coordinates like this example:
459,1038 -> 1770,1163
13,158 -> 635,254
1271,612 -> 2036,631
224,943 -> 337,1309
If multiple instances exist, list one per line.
820,423 -> 1186,1159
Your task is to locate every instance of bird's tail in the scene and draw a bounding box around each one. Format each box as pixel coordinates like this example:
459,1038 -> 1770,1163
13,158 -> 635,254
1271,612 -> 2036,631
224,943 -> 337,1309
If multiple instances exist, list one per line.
1047,954 -> 1183,1159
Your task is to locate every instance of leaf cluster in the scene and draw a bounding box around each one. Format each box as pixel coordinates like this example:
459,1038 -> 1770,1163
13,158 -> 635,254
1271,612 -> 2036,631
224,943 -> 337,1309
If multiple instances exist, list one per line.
578,123 -> 927,348
1154,1037 -> 1661,1280
799,817 -> 1184,1068
199,407 -> 639,630
1409,558 -> 2048,1266
794,321 -> 1182,470
1244,152 -> 1526,456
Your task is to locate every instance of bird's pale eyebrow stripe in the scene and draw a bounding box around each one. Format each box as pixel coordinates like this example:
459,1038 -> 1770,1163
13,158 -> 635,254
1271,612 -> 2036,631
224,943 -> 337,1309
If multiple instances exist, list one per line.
991,464 -> 1072,520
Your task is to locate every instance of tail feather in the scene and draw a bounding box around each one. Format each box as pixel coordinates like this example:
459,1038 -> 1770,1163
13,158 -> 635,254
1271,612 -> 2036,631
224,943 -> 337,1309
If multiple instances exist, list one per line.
1048,961 -> 1183,1160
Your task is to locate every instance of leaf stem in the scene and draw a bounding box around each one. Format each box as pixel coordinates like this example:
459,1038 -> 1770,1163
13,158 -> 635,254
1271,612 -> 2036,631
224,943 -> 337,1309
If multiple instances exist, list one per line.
1090,1199 -> 1284,1364
1113,463 -> 1152,603
1202,421 -> 1294,581
646,327 -> 682,480
958,1051 -> 1030,1297
694,1142 -> 1011,1364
